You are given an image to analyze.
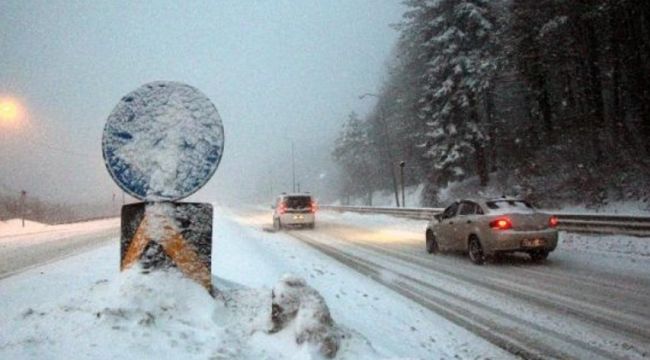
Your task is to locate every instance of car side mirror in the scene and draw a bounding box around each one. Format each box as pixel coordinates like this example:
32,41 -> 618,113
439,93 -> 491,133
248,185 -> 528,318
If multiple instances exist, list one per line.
434,214 -> 442,222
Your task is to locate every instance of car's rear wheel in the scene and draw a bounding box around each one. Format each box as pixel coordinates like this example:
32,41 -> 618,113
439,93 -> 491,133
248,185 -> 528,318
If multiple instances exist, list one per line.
425,231 -> 439,254
468,236 -> 485,265
307,222 -> 315,229
529,250 -> 549,262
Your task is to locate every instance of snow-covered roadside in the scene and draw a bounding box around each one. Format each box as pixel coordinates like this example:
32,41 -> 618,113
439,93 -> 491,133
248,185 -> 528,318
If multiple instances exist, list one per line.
551,201 -> 650,216
0,206 -> 513,359
329,184 -> 424,208
0,242 -> 371,359
0,217 -> 119,244
215,208 -> 513,359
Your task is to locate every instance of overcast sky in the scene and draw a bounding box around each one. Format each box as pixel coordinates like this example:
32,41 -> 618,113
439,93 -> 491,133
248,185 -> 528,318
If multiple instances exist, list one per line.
0,0 -> 403,205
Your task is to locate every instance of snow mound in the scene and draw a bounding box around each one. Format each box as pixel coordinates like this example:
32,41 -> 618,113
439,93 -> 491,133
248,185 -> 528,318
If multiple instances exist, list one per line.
270,275 -> 340,358
3,266 -> 376,359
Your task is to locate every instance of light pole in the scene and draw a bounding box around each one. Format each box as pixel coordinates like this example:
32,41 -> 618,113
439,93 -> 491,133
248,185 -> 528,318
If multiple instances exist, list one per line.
291,141 -> 296,193
359,93 -> 400,207
19,190 -> 26,227
268,169 -> 274,198
399,161 -> 406,208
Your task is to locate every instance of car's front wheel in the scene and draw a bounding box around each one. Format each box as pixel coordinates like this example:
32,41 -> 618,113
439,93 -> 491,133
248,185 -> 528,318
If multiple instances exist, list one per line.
468,236 -> 485,265
529,250 -> 549,262
425,231 -> 439,254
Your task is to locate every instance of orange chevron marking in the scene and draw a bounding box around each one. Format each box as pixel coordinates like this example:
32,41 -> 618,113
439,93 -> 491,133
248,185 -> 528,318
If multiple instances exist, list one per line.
121,218 -> 150,270
120,215 -> 211,290
161,233 -> 212,290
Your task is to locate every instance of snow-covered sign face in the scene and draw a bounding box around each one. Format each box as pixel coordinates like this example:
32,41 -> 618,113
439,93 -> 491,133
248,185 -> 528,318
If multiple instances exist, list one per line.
102,81 -> 224,201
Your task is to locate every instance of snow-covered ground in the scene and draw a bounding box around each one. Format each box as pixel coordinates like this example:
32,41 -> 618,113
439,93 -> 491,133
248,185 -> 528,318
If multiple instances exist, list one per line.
2,206 -> 649,359
330,180 -> 650,216
0,206 -> 512,359
0,218 -> 49,235
0,217 -> 118,242
331,184 -> 424,208
550,201 -> 650,216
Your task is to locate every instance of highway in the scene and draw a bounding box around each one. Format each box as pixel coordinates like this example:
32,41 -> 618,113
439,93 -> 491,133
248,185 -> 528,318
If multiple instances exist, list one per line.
276,211 -> 650,359
2,210 -> 649,359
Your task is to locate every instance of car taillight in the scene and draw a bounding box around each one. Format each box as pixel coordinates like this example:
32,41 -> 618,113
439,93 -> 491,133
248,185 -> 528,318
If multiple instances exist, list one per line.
490,217 -> 512,230
549,215 -> 559,228
279,203 -> 287,214
310,201 -> 318,213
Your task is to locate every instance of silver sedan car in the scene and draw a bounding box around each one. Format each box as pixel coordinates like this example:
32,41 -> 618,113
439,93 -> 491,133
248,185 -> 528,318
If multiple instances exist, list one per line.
425,198 -> 559,264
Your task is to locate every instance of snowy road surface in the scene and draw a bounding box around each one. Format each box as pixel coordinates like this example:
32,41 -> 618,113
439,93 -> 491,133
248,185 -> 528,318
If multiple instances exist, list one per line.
236,208 -> 650,359
1,208 -> 649,359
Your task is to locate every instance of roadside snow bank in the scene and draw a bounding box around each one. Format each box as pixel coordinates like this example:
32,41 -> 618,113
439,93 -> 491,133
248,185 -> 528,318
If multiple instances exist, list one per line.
1,261 -> 371,359
560,232 -> 650,258
0,218 -> 48,236
3,266 -> 223,359
0,217 -> 118,242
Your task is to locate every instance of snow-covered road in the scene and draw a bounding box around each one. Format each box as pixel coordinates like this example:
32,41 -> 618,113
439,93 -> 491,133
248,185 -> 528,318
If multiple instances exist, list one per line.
0,218 -> 119,279
276,210 -> 650,359
1,208 -> 649,359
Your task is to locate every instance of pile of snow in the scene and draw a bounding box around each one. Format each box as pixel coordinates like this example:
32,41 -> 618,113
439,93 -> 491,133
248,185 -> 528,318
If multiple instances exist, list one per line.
270,275 -> 340,358
1,261 -> 372,359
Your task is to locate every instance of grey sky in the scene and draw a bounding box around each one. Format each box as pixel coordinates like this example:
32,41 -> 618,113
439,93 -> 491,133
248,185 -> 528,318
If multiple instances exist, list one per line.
0,0 -> 403,205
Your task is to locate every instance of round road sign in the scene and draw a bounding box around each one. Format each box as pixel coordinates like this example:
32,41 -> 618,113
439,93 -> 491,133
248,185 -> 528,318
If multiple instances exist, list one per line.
102,81 -> 224,201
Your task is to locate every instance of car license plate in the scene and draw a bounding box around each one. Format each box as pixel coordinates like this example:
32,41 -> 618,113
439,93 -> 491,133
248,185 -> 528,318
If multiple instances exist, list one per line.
523,239 -> 545,247
293,215 -> 304,220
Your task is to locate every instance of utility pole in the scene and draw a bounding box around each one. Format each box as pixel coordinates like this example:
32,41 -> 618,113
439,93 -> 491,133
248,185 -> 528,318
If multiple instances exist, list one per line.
20,190 -> 26,227
291,141 -> 296,193
399,161 -> 406,208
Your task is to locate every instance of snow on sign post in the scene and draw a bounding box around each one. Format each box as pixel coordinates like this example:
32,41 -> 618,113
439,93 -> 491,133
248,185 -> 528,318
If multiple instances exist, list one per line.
102,81 -> 224,293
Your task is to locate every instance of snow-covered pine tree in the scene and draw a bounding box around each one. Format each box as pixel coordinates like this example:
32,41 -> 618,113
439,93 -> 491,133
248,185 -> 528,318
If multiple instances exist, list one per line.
408,0 -> 498,189
332,112 -> 381,205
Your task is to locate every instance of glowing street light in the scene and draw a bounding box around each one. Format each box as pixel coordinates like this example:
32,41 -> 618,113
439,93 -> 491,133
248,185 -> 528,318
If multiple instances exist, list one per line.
0,97 -> 25,127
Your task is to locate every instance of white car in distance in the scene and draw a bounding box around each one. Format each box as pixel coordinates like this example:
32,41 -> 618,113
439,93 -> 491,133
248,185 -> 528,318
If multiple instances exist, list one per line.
272,193 -> 317,230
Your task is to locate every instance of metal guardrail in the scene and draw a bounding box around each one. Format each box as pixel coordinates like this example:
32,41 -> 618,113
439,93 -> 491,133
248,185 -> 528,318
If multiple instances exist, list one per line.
321,205 -> 650,237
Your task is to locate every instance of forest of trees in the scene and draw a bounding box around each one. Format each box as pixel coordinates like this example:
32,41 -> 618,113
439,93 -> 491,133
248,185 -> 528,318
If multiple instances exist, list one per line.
333,0 -> 650,207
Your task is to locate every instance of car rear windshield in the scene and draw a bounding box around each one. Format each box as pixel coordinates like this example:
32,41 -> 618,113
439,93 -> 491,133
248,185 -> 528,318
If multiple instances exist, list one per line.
485,200 -> 534,213
284,196 -> 312,209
